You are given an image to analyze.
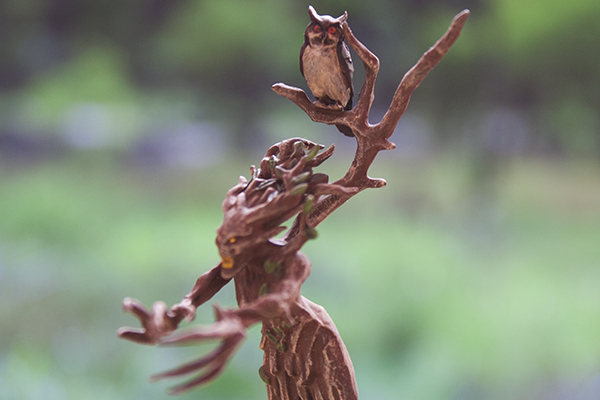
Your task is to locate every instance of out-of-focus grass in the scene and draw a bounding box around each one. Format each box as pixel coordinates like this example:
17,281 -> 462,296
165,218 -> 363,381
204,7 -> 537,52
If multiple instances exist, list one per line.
1,152 -> 599,399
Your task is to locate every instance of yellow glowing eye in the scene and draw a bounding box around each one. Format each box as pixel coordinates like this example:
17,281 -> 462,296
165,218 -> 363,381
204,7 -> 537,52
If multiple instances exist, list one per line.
228,237 -> 237,244
222,256 -> 234,269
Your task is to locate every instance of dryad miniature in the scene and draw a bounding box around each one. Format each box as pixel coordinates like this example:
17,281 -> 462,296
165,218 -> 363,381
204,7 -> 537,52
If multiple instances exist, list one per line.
118,6 -> 469,398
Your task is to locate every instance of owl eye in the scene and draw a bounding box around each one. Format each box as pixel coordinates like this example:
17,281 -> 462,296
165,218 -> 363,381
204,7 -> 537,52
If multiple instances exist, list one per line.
313,25 -> 322,33
328,26 -> 337,34
228,237 -> 237,244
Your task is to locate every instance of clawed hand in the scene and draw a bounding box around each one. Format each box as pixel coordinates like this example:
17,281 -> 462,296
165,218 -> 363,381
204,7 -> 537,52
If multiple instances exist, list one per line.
150,305 -> 247,394
117,297 -> 196,345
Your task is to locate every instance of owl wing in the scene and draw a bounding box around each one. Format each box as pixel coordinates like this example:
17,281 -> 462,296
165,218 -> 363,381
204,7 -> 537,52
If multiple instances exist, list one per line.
337,41 -> 354,109
299,41 -> 308,78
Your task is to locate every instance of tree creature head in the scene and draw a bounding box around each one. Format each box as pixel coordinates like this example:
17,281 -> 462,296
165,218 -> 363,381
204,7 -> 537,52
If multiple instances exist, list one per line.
215,138 -> 337,279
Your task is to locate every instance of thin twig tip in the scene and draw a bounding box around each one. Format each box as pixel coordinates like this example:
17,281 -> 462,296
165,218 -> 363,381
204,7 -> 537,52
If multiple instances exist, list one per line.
454,9 -> 471,24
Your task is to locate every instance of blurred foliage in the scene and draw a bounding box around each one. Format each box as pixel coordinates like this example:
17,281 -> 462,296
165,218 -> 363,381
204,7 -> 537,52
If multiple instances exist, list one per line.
1,0 -> 600,399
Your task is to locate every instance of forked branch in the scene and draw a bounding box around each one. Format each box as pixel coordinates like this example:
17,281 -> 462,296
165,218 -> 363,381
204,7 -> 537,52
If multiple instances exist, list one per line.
275,9 -> 470,239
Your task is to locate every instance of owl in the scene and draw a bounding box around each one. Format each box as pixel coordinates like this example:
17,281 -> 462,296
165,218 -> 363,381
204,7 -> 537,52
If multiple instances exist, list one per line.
300,6 -> 355,137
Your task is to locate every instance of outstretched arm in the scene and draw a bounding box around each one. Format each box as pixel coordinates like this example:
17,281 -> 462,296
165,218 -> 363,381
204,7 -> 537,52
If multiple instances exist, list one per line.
181,263 -> 231,309
150,252 -> 311,394
118,263 -> 230,345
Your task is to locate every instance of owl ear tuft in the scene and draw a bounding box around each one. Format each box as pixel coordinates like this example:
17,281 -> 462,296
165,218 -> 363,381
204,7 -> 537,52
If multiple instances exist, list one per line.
308,5 -> 319,21
337,11 -> 348,24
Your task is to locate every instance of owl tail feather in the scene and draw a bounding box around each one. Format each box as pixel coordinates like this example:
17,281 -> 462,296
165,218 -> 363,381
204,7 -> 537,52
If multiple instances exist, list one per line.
336,124 -> 354,137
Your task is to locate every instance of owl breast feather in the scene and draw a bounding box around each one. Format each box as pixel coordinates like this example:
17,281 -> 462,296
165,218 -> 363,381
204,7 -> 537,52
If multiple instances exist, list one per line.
302,45 -> 352,108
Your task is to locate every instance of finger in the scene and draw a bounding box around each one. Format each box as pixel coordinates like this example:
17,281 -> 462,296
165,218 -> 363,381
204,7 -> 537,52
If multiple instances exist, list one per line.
117,327 -> 157,345
150,357 -> 212,381
150,349 -> 216,381
150,301 -> 169,329
152,335 -> 242,381
170,302 -> 196,323
159,321 -> 245,346
167,362 -> 228,395
122,297 -> 150,324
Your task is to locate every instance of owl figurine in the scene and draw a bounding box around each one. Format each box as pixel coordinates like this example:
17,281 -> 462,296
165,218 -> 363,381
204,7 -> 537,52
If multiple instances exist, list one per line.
300,6 -> 355,137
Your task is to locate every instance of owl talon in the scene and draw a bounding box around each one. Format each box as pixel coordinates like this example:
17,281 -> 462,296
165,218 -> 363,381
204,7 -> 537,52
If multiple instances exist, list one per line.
314,100 -> 344,111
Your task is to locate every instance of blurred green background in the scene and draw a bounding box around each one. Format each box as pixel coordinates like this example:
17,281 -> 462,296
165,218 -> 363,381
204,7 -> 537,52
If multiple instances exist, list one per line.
1,0 -> 600,399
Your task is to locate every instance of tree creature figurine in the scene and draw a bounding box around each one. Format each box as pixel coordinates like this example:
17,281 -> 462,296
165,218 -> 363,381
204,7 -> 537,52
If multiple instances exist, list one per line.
118,6 -> 469,398
121,139 -> 359,398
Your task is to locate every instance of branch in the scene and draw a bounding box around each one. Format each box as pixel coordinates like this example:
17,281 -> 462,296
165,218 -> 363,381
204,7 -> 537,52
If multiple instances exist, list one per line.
379,9 -> 470,134
271,84 -> 346,127
278,9 -> 470,238
341,21 -> 379,125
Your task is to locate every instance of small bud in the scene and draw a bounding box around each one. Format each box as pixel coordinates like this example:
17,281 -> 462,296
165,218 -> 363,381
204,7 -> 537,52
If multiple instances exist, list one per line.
304,226 -> 318,240
291,171 -> 311,185
303,194 -> 315,214
290,183 -> 308,196
276,342 -> 288,353
259,284 -> 270,297
258,366 -> 271,385
273,327 -> 284,337
306,145 -> 320,161
263,260 -> 282,274
282,321 -> 295,329
265,331 -> 278,344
